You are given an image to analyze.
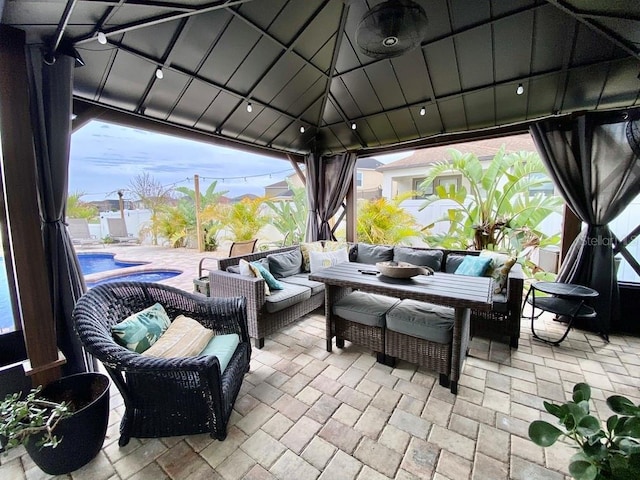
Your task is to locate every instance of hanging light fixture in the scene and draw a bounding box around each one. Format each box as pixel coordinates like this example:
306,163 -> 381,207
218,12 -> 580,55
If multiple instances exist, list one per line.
97,32 -> 107,45
155,67 -> 164,79
419,106 -> 426,116
299,125 -> 305,133
516,83 -> 524,95
246,102 -> 253,113
351,122 -> 357,130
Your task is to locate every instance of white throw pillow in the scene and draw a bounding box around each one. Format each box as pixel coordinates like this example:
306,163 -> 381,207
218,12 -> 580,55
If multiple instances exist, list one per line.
309,248 -> 349,273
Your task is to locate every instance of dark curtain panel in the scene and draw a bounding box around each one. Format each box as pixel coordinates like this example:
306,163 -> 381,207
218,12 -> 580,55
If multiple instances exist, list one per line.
530,108 -> 640,338
305,152 -> 357,241
28,48 -> 94,374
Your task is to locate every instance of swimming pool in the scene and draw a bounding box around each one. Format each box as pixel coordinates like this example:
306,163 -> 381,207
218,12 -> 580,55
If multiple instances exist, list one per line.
0,253 -> 154,332
77,252 -> 146,275
86,270 -> 181,287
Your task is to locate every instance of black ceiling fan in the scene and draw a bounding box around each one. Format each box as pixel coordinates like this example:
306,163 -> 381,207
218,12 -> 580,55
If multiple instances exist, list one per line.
356,0 -> 428,59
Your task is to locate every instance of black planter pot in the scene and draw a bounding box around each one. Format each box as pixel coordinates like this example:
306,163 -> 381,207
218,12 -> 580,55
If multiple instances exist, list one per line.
24,372 -> 110,475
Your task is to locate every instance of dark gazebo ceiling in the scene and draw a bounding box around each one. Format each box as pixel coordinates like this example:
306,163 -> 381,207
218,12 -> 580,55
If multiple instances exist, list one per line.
2,0 -> 639,158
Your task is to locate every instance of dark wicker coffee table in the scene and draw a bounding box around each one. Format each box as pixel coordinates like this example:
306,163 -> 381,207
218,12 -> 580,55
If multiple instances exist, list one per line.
310,262 -> 493,394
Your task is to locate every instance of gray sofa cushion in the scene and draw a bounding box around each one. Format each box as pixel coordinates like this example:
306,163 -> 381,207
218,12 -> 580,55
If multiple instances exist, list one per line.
268,248 -> 303,278
264,283 -> 311,314
386,299 -> 454,344
280,273 -> 325,295
333,291 -> 399,328
394,247 -> 443,270
445,254 -> 467,273
356,243 -> 394,264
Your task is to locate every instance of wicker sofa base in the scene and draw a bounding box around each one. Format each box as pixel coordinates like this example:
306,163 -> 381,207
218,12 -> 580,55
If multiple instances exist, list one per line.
471,308 -> 521,348
253,292 -> 324,348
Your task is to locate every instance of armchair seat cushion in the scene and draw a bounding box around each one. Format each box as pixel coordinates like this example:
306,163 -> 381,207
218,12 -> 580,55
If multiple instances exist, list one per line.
333,291 -> 399,327
200,333 -> 241,373
279,273 -> 325,295
386,300 -> 454,344
264,283 -> 311,313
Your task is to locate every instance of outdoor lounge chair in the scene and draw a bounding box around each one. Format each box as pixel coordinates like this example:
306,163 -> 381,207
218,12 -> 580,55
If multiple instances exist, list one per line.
73,282 -> 251,445
228,238 -> 258,257
67,218 -> 103,246
106,217 -> 139,244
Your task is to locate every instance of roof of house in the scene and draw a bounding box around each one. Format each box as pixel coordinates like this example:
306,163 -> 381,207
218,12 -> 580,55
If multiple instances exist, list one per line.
356,157 -> 384,170
376,134 -> 537,171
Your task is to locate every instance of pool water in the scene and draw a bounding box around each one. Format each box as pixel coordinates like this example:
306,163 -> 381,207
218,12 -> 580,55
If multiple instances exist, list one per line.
78,252 -> 146,275
86,270 -> 181,287
0,253 -> 166,332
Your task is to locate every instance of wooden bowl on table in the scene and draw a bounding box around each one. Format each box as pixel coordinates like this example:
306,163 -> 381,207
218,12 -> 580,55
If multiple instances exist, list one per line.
375,261 -> 433,279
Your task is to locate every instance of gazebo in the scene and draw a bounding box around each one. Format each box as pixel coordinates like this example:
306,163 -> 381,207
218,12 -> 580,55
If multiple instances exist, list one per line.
1,0 -> 639,384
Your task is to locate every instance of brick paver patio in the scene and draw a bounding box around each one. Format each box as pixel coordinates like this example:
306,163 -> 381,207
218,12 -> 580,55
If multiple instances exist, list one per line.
3,245 -> 638,479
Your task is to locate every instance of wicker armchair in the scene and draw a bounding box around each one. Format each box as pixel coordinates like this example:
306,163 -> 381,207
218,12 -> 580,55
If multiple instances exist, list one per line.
73,282 -> 251,446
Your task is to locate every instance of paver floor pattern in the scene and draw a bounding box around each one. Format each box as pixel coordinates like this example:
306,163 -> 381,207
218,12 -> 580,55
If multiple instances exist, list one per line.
3,245 -> 638,480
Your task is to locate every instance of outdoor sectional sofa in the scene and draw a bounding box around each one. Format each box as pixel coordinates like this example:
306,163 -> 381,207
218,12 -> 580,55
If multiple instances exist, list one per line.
208,243 -> 525,350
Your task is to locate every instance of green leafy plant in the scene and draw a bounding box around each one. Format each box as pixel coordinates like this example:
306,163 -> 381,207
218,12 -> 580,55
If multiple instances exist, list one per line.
529,383 -> 640,480
418,148 -> 562,267
66,191 -> 98,221
127,173 -> 175,245
0,388 -> 70,452
217,197 -> 269,242
264,181 -> 308,246
357,193 -> 425,245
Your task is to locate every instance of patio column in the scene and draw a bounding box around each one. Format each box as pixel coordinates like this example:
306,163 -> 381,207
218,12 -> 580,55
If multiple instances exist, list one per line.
0,26 -> 61,386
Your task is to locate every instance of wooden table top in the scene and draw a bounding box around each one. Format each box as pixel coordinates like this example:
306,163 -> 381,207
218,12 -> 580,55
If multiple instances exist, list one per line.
309,262 -> 493,311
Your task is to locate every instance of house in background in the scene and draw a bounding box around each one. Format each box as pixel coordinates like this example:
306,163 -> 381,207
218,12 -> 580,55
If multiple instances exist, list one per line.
264,158 -> 384,200
377,134 -> 551,199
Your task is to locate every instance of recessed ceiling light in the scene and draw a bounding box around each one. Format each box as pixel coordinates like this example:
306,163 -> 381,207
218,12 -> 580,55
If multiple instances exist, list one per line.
155,68 -> 164,79
97,32 -> 107,45
351,122 -> 357,130
246,102 -> 253,113
300,125 -> 305,133
419,106 -> 426,116
516,83 -> 524,95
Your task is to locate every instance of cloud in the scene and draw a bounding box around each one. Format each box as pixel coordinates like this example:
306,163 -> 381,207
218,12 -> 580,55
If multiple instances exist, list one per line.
69,121 -> 293,200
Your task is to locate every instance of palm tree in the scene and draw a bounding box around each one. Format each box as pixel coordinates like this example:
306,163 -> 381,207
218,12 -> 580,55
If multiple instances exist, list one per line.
357,193 -> 424,245
174,181 -> 228,250
418,148 -> 562,258
66,191 -> 98,221
218,197 -> 269,241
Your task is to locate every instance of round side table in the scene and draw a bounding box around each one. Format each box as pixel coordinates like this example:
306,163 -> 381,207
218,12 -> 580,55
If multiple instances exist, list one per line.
523,281 -> 598,345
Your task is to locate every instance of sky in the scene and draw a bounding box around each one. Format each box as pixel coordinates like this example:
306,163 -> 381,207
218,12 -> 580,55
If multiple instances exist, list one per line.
69,121 -> 411,202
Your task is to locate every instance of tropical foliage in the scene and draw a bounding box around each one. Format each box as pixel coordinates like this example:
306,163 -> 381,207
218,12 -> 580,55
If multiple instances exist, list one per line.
418,148 -> 562,267
217,197 -> 269,242
175,181 -> 228,251
357,193 -> 425,245
66,192 -> 98,221
264,182 -> 308,246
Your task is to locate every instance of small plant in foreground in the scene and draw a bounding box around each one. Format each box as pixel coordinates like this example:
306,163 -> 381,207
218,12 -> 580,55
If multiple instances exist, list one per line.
0,388 -> 70,452
528,382 -> 640,480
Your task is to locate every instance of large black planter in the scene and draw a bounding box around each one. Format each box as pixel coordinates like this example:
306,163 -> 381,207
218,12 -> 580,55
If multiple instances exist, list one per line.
25,372 -> 110,475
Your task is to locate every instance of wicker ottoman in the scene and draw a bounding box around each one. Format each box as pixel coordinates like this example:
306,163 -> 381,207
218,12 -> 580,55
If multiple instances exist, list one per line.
332,291 -> 399,363
385,299 -> 455,388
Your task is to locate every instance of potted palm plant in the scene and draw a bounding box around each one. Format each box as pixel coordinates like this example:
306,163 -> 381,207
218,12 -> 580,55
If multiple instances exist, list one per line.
0,372 -> 110,475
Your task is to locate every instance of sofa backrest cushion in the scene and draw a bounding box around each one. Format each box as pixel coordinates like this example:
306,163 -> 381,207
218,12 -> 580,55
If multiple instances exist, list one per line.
454,255 -> 492,276
268,248 -> 303,278
394,247 -> 444,270
355,243 -> 394,264
445,254 -> 466,273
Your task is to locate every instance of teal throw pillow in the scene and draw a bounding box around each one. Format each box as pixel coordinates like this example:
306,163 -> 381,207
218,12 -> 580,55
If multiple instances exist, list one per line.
112,303 -> 171,353
454,255 -> 492,277
251,261 -> 284,291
